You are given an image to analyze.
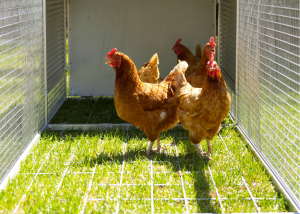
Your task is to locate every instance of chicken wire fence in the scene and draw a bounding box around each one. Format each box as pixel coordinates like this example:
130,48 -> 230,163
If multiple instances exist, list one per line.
220,0 -> 300,210
0,0 -> 66,185
0,0 -> 300,211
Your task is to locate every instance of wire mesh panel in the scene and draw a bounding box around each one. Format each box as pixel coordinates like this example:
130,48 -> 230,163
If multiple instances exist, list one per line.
0,0 -> 45,183
219,0 -> 237,92
46,0 -> 66,120
238,0 -> 300,206
237,0 -> 261,149
226,87 -> 236,120
47,77 -> 65,118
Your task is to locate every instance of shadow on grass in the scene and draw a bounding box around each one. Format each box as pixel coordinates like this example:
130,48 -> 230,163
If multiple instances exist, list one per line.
70,128 -> 221,213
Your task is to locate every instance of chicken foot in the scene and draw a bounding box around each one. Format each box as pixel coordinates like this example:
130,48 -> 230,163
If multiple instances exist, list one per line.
147,136 -> 165,157
202,139 -> 213,160
194,141 -> 212,161
194,144 -> 204,158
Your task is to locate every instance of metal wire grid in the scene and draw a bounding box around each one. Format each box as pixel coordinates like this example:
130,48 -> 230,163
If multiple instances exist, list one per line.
0,0 -> 45,184
46,0 -> 66,121
13,98 -> 96,213
47,76 -> 66,120
226,86 -> 236,121
0,0 -> 298,212
12,126 -> 282,213
218,0 -> 237,92
238,0 -> 300,202
46,0 -> 65,90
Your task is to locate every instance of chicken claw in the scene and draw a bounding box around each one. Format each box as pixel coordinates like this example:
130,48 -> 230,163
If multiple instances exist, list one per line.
151,146 -> 166,154
147,137 -> 165,157
194,144 -> 213,162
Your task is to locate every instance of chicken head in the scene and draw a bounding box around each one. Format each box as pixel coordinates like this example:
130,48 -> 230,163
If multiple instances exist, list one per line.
202,37 -> 215,61
172,38 -> 184,55
104,48 -> 121,68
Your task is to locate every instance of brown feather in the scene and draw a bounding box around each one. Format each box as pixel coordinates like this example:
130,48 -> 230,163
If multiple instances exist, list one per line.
174,61 -> 231,145
112,52 -> 179,142
175,44 -> 201,77
186,43 -> 213,88
137,53 -> 162,84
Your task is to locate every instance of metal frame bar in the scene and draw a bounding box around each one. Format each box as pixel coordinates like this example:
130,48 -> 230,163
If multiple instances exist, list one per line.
64,0 -> 68,97
46,123 -> 233,131
235,0 -> 239,124
43,0 -> 48,127
67,0 -> 71,97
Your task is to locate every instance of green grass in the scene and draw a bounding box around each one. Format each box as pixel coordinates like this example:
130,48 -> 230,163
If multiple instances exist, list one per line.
49,97 -> 126,124
0,124 -> 288,213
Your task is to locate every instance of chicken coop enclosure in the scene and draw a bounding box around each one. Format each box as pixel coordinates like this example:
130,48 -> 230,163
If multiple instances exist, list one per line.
0,0 -> 299,212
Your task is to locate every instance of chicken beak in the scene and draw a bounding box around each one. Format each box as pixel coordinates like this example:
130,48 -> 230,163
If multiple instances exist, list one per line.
172,48 -> 176,51
104,57 -> 111,64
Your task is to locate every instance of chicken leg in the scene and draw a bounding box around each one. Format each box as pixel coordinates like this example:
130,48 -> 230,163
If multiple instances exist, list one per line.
195,142 -> 212,160
195,144 -> 204,158
147,136 -> 165,157
203,139 -> 212,156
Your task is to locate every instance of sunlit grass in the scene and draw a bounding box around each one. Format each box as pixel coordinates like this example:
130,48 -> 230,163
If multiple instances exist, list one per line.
0,121 -> 288,213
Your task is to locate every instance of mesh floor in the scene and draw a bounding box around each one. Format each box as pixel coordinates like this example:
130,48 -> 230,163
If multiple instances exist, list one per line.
1,125 -> 287,213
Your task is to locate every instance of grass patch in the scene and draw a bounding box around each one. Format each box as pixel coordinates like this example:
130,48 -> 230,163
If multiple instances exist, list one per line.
49,97 -> 126,124
0,123 -> 288,213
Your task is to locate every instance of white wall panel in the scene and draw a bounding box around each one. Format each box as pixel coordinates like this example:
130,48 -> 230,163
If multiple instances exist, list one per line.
69,0 -> 215,96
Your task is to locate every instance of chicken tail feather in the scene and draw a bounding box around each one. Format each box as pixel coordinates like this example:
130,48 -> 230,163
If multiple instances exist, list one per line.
174,60 -> 188,92
195,44 -> 202,59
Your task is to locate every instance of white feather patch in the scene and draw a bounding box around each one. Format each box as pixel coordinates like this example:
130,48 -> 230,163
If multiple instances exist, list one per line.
160,112 -> 167,121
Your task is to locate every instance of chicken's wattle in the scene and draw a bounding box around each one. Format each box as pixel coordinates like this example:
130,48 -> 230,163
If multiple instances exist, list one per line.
175,50 -> 182,55
206,52 -> 218,77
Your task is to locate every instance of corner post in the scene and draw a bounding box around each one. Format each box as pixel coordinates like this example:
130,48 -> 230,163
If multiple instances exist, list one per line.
43,0 -> 48,125
235,0 -> 240,124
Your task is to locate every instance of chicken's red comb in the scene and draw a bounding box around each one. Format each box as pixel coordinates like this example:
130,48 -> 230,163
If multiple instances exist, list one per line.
175,38 -> 182,45
209,37 -> 216,47
107,48 -> 117,58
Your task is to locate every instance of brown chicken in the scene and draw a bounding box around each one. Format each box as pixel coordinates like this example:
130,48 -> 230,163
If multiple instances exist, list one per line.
137,53 -> 163,84
186,37 -> 216,88
172,38 -> 202,77
174,50 -> 231,160
104,48 -> 179,156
